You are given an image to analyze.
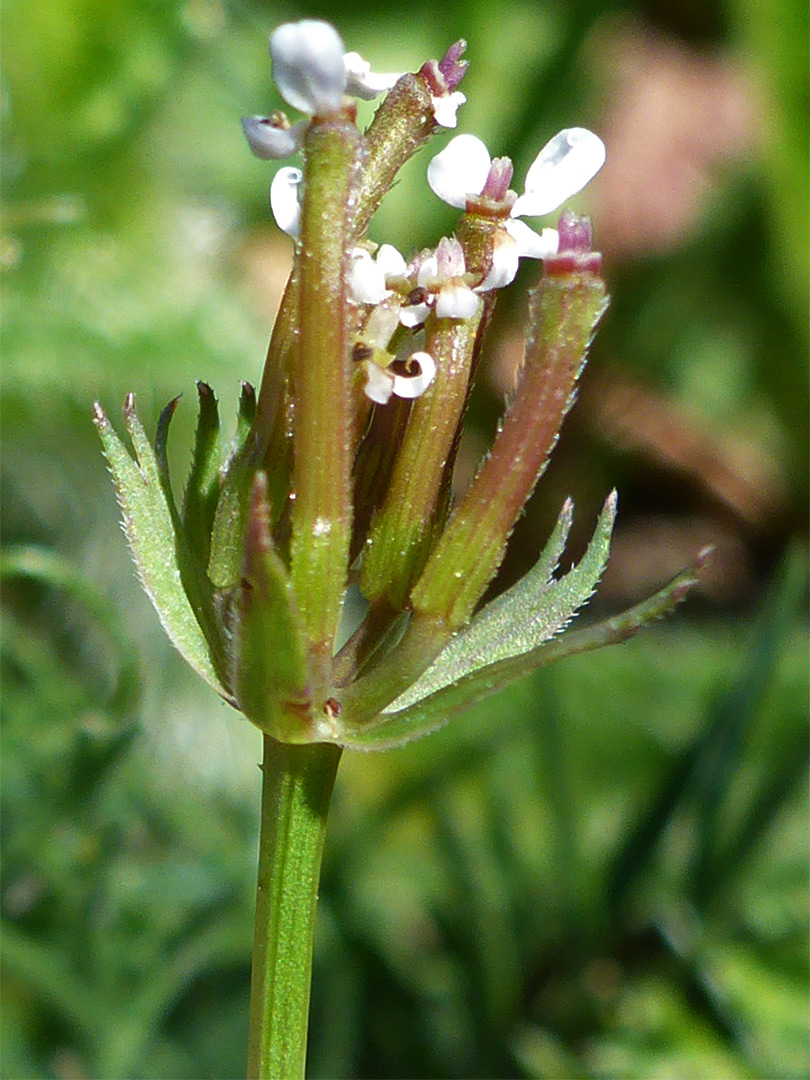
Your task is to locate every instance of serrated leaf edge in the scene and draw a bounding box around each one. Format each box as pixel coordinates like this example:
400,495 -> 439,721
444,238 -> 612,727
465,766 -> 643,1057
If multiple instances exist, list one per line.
337,546 -> 711,751
94,399 -> 227,697
383,493 -> 615,713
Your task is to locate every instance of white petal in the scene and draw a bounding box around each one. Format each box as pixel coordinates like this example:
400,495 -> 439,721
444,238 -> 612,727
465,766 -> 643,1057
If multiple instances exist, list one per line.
241,116 -> 305,159
363,362 -> 394,404
375,243 -> 407,278
427,133 -> 491,208
365,304 -> 400,348
476,230 -> 520,291
436,236 -> 466,278
270,166 -> 303,238
392,351 -> 436,398
417,254 -> 439,287
348,248 -> 389,304
512,128 -> 605,218
431,90 -> 466,129
505,219 -> 559,259
436,283 -> 479,319
343,51 -> 402,100
270,20 -> 347,116
399,303 -> 431,328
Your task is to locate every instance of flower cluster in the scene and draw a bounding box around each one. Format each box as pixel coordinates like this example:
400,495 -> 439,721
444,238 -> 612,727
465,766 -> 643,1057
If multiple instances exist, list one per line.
243,20 -> 605,406
96,19 -> 706,751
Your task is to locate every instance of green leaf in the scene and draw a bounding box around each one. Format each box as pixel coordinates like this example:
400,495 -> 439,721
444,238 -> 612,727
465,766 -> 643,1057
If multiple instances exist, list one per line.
380,493 -> 615,713
234,474 -> 315,742
93,396 -> 226,697
154,394 -> 183,517
151,392 -> 231,686
183,381 -> 222,570
235,380 -> 257,444
208,387 -> 260,590
336,547 -> 711,750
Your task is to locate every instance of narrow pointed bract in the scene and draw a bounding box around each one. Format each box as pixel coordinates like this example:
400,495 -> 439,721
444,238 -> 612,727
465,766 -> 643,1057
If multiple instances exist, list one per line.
234,475 -> 313,741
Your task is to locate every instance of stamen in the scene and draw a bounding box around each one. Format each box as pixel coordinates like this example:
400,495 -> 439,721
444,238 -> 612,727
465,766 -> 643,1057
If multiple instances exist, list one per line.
407,286 -> 430,306
352,343 -> 374,362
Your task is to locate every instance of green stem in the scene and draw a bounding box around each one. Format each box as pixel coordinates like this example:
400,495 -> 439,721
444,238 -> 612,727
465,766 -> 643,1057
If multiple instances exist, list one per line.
290,116 -> 361,693
247,735 -> 342,1080
360,311 -> 481,611
411,270 -> 607,629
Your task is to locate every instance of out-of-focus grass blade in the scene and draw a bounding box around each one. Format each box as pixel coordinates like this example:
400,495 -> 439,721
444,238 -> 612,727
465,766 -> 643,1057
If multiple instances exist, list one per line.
608,544 -> 807,913
0,544 -> 140,715
691,544 -> 808,906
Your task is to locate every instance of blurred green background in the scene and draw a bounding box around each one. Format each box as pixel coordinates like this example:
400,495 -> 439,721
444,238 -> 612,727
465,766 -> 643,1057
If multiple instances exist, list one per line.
2,0 -> 808,1076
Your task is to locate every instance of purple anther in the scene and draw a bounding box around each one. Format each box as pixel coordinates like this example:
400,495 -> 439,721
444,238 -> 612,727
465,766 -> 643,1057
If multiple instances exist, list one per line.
557,210 -> 593,253
481,157 -> 514,202
545,211 -> 602,275
437,40 -> 468,90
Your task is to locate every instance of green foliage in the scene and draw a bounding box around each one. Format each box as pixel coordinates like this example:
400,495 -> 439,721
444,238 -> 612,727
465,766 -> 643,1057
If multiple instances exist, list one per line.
235,478 -> 311,741
315,553 -> 808,1079
94,397 -> 227,696
2,545 -> 805,1078
340,545 -> 709,750
391,494 -> 618,710
1,549 -> 252,1078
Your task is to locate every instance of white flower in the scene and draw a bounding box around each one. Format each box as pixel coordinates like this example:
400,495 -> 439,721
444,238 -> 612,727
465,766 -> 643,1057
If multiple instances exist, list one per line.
364,361 -> 398,405
270,167 -> 303,238
348,244 -> 408,305
399,302 -> 431,329
427,133 -> 492,205
475,218 -> 559,291
512,128 -> 605,217
391,351 -> 436,398
365,351 -> 436,404
436,280 -> 478,318
432,91 -> 466,129
416,237 -> 479,319
375,243 -> 408,278
241,115 -> 307,159
268,20 -> 405,120
420,43 -> 468,128
270,20 -> 347,117
343,51 -> 402,100
356,304 -> 436,404
427,128 -> 605,287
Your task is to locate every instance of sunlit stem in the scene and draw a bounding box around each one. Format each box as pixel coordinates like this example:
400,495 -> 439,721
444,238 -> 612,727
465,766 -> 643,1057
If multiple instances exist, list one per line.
360,311 -> 481,610
411,268 -> 608,628
337,610 -> 451,724
247,736 -> 341,1080
290,115 -> 362,695
354,73 -> 438,238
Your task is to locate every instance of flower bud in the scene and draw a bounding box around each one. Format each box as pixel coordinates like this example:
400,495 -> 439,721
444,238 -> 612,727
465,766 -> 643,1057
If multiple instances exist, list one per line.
241,114 -> 305,159
270,20 -> 347,116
